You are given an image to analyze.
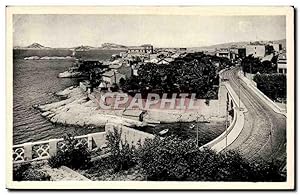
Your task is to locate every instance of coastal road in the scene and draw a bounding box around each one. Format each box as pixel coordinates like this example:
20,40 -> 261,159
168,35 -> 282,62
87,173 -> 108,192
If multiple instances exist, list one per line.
222,67 -> 286,164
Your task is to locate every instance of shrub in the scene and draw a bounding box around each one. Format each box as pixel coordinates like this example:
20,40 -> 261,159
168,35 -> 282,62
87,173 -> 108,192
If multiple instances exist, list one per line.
254,73 -> 286,101
22,169 -> 51,181
106,128 -> 137,172
13,163 -> 31,181
241,55 -> 277,74
48,134 -> 91,169
13,163 -> 50,181
137,135 -> 286,181
137,136 -> 206,181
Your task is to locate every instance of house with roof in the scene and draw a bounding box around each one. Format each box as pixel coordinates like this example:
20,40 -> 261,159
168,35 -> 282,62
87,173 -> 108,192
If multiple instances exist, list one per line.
157,57 -> 174,65
128,44 -> 154,54
277,53 -> 287,74
246,45 -> 267,58
216,48 -> 230,59
99,70 -> 126,89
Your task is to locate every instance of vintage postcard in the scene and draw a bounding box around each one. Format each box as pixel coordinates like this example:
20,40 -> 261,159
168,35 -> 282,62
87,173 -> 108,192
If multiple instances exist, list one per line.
6,6 -> 294,190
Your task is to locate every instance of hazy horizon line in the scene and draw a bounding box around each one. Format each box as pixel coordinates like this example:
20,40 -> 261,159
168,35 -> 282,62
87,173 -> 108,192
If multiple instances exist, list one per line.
13,38 -> 286,49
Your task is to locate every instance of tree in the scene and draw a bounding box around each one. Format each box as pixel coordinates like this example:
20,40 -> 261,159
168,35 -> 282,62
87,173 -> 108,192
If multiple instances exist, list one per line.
241,55 -> 277,74
122,52 -> 220,99
254,74 -> 286,101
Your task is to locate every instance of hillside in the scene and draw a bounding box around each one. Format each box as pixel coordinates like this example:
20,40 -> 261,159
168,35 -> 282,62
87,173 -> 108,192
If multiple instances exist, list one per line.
26,43 -> 50,49
101,43 -> 127,49
192,39 -> 286,51
14,43 -> 51,49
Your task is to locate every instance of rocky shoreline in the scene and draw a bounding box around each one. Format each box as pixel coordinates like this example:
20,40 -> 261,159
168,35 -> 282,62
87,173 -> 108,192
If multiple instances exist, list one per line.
37,86 -> 146,128
24,56 -> 74,60
37,86 -> 224,130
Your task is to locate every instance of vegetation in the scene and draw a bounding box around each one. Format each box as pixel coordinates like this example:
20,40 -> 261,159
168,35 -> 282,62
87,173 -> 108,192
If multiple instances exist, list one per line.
13,163 -> 50,181
122,52 -> 221,99
48,134 -> 91,169
254,74 -> 287,101
137,136 -> 286,181
209,55 -> 234,71
241,55 -> 277,74
106,128 -> 138,172
82,131 -> 285,182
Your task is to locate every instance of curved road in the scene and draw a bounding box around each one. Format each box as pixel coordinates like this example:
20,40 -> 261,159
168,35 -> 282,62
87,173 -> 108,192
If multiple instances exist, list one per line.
222,68 -> 286,164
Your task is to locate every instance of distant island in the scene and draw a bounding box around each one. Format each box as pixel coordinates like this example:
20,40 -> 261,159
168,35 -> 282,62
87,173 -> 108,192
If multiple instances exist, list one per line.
14,42 -> 128,50
14,42 -> 51,50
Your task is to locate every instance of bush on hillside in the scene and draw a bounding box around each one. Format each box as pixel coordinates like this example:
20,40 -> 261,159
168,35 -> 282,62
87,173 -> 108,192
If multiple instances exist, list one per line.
137,136 -> 286,181
106,128 -> 138,172
13,163 -> 50,181
48,134 -> 91,169
254,74 -> 286,101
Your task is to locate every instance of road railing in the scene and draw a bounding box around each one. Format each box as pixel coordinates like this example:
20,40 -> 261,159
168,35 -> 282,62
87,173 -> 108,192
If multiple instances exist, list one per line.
200,81 -> 247,153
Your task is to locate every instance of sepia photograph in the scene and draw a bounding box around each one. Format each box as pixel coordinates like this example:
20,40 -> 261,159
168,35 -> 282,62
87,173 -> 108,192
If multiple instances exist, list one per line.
6,6 -> 294,190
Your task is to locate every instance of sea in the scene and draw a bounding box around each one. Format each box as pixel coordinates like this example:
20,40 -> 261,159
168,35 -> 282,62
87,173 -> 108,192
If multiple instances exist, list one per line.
13,49 -> 124,144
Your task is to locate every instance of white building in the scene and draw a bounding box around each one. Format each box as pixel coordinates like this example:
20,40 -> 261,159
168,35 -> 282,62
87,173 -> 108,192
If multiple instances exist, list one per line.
128,44 -> 153,54
216,48 -> 230,59
269,43 -> 282,53
102,70 -> 126,85
246,45 -> 266,58
277,53 -> 287,74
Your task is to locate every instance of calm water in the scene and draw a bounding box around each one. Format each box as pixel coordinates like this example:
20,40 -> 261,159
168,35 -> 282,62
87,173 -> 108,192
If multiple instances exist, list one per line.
139,121 -> 225,146
13,49 -> 123,144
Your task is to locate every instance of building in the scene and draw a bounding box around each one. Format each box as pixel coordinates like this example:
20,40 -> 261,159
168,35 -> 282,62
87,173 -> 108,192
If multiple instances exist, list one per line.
128,44 -> 154,54
216,48 -> 230,59
246,44 -> 267,58
157,57 -> 174,65
102,70 -> 126,87
204,50 -> 216,56
269,43 -> 282,53
230,47 -> 246,59
277,53 -> 287,74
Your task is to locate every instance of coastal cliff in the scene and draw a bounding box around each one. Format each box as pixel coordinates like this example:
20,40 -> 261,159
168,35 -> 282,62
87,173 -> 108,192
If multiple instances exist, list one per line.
38,87 -> 145,128
37,86 -> 225,130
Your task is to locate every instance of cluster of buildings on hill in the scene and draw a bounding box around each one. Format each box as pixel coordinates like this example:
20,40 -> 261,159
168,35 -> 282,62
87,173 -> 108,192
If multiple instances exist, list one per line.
76,41 -> 287,93
77,44 -> 190,92
205,41 -> 286,74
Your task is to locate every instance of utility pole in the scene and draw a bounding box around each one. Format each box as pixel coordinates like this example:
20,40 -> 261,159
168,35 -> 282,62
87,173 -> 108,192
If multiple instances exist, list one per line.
239,67 -> 241,109
270,128 -> 274,162
225,100 -> 228,153
196,116 -> 199,147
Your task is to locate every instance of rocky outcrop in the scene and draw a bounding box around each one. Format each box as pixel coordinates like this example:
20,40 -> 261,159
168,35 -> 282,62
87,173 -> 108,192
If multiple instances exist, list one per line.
38,87 -> 145,128
58,71 -> 82,78
24,56 -> 74,60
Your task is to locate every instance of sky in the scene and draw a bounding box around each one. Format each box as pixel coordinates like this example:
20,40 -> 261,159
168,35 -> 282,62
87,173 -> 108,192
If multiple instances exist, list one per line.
13,14 -> 286,48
